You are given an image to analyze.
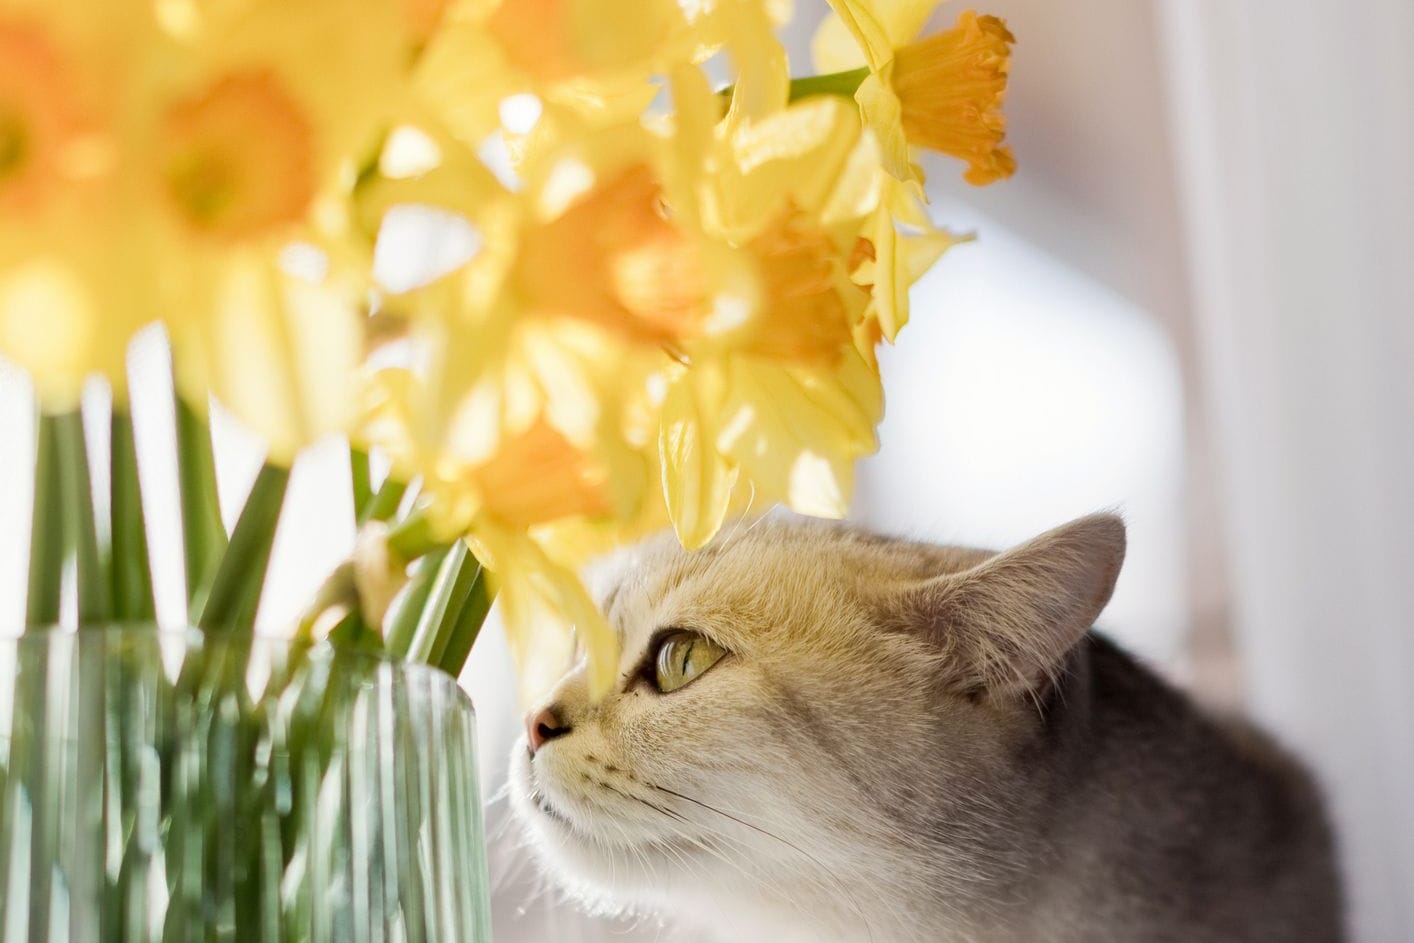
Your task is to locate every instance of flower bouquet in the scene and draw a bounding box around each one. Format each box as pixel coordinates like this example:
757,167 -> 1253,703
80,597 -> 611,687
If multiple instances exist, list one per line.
0,0 -> 1014,938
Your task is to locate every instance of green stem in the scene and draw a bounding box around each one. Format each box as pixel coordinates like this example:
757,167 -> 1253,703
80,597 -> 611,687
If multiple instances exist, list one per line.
46,409 -> 110,941
8,413 -> 65,940
385,508 -> 440,564
175,396 -> 227,622
26,414 -> 63,626
325,607 -> 378,652
383,509 -> 492,674
384,547 -> 450,660
196,464 -> 290,632
54,409 -> 108,623
432,564 -> 492,678
718,66 -> 871,106
789,66 -> 870,101
349,446 -> 373,521
109,410 -> 155,623
405,541 -> 475,665
360,474 -> 408,525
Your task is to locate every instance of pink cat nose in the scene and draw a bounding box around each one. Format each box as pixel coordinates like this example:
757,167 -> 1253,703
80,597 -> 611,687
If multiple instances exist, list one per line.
526,705 -> 572,754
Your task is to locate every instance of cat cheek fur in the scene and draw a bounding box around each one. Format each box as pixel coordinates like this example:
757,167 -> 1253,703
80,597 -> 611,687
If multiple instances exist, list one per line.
517,650 -> 881,919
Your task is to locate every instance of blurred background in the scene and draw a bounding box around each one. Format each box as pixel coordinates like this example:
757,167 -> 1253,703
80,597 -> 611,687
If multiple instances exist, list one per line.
2,0 -> 1411,940
482,2 -> 1414,939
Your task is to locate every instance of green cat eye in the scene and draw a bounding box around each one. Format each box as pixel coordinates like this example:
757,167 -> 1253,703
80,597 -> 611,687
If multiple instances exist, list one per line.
653,630 -> 727,693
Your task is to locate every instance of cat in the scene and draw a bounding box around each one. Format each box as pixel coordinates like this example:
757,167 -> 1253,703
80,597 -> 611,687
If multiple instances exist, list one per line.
508,514 -> 1343,942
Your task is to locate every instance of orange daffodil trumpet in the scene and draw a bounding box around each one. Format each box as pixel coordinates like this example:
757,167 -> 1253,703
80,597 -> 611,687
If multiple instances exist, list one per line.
892,12 -> 1016,185
1,0 -> 1017,698
814,1 -> 1017,185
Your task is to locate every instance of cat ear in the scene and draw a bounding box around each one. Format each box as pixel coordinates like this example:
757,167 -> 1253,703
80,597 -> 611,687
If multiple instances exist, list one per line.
895,514 -> 1126,695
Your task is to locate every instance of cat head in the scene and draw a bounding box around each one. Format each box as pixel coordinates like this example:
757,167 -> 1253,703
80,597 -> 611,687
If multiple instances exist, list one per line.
508,513 -> 1125,932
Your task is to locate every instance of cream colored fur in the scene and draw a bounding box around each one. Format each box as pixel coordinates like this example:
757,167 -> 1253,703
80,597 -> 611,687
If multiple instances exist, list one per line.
507,514 -> 1341,943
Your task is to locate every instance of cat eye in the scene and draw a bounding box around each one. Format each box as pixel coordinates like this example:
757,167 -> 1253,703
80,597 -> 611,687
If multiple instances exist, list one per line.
652,630 -> 727,693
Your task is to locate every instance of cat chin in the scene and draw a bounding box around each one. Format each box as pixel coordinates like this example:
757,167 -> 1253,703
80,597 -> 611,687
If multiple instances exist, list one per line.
511,797 -> 678,912
507,740 -> 677,902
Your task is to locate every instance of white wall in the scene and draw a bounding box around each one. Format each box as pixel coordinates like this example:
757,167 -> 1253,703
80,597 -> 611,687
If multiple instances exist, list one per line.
1159,2 -> 1414,939
855,203 -> 1187,668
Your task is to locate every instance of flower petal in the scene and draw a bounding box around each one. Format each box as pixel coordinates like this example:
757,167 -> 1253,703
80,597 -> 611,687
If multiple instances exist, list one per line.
174,253 -> 362,465
823,0 -> 939,71
478,525 -> 619,699
855,71 -> 915,182
716,350 -> 883,519
659,366 -> 739,550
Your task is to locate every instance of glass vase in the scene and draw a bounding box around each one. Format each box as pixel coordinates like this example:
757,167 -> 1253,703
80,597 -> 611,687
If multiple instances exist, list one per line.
0,627 -> 492,942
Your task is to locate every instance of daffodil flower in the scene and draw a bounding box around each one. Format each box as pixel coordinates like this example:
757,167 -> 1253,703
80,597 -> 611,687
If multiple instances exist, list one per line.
815,3 -> 1016,185
0,0 -> 420,458
2,0 -> 1021,700
360,351 -> 656,694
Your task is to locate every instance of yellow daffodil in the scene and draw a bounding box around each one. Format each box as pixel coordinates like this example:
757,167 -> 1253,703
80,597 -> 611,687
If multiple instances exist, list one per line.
640,71 -> 935,538
462,418 -> 646,697
372,0 -> 1009,698
363,40 -> 956,590
0,0 -> 417,458
360,342 -> 656,695
816,3 -> 1016,185
0,0 -> 1022,696
552,88 -> 884,531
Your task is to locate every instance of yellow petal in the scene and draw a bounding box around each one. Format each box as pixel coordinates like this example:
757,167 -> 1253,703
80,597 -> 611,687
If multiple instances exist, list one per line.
698,94 -> 872,250
795,344 -> 884,449
356,119 -> 512,239
823,0 -> 939,71
484,0 -> 686,87
663,64 -> 718,230
175,253 -> 363,464
478,525 -> 619,699
811,12 -> 869,73
0,258 -> 100,408
715,351 -> 883,519
728,95 -> 865,226
861,182 -> 964,340
855,71 -> 916,183
659,365 -> 739,550
413,21 -> 514,145
812,116 -> 886,227
703,0 -> 789,125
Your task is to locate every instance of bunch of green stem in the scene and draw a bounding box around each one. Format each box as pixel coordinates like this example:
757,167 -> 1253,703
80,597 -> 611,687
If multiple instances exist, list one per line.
19,369 -> 492,678
5,361 -> 495,939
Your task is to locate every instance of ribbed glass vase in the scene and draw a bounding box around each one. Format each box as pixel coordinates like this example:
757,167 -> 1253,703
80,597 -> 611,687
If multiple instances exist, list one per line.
0,627 -> 492,942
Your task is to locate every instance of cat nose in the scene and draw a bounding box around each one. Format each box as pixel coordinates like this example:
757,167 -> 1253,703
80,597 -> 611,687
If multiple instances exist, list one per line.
526,705 -> 572,754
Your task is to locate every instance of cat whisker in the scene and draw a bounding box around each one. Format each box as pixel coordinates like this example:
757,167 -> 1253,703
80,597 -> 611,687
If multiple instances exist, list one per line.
630,806 -> 759,941
485,781 -> 512,806
644,782 -> 822,864
592,774 -> 784,931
